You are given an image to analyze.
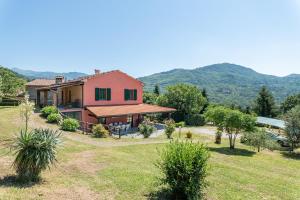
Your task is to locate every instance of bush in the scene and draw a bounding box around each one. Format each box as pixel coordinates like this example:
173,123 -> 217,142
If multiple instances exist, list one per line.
157,140 -> 210,200
41,106 -> 58,117
92,124 -> 109,138
164,119 -> 176,139
61,118 -> 80,132
185,114 -> 205,126
175,121 -> 185,128
138,119 -> 155,138
12,129 -> 61,182
47,113 -> 62,123
186,131 -> 193,139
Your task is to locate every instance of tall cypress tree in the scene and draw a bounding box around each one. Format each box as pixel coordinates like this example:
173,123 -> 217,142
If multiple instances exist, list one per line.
254,86 -> 276,117
153,84 -> 160,96
200,88 -> 209,114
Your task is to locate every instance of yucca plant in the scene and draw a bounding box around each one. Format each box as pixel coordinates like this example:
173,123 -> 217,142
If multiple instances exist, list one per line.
12,128 -> 61,182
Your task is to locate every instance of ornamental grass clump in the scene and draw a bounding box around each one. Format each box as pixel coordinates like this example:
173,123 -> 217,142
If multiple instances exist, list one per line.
12,129 -> 61,182
92,124 -> 109,138
157,140 -> 210,200
139,118 -> 155,138
164,119 -> 176,139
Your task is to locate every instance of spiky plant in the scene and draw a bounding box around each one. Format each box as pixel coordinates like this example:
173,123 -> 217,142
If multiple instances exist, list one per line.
12,128 -> 61,182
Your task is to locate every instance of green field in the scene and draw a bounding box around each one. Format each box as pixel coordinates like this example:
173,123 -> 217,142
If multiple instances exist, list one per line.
0,107 -> 299,200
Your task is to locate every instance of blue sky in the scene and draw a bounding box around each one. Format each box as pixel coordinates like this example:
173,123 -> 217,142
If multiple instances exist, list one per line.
1,0 -> 300,77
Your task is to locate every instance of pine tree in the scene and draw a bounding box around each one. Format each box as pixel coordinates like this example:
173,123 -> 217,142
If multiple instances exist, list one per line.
254,86 -> 276,117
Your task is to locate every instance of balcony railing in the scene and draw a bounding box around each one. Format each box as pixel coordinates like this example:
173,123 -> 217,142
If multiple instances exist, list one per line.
58,101 -> 82,110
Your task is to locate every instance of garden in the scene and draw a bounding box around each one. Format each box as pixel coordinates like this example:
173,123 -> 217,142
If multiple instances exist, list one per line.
0,103 -> 299,200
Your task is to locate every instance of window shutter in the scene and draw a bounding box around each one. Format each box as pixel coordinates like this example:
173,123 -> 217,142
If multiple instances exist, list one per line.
107,88 -> 111,100
100,88 -> 105,100
124,89 -> 128,101
134,89 -> 137,100
95,88 -> 99,101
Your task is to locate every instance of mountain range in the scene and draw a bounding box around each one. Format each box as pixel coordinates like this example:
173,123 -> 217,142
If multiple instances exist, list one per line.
10,63 -> 300,107
12,68 -> 87,81
138,63 -> 300,107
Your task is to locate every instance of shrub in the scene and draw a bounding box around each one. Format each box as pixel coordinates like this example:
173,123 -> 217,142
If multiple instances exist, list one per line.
186,131 -> 193,139
61,118 -> 80,132
215,131 -> 222,144
92,124 -> 109,138
47,113 -> 62,123
175,121 -> 185,128
12,129 -> 61,182
157,140 -> 209,200
138,119 -> 155,138
164,119 -> 176,139
41,106 -> 58,117
185,114 -> 205,126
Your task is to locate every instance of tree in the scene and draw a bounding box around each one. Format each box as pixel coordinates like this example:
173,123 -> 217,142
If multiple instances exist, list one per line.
200,88 -> 209,114
253,86 -> 277,117
153,84 -> 160,96
281,94 -> 300,113
0,66 -> 26,97
284,105 -> 300,152
223,109 -> 256,149
0,75 -> 3,101
157,84 -> 207,122
19,95 -> 35,132
143,92 -> 157,104
204,106 -> 228,144
243,129 -> 278,152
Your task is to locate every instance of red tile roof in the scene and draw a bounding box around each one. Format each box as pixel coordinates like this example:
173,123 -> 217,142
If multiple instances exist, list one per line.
86,104 -> 176,117
26,79 -> 55,86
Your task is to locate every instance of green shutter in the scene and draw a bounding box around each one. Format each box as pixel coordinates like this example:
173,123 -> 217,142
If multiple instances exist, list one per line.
124,89 -> 128,101
99,88 -> 104,100
134,89 -> 137,100
95,88 -> 99,101
107,88 -> 111,100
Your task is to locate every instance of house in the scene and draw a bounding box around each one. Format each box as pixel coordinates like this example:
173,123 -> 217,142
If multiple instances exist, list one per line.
33,70 -> 175,127
25,79 -> 55,105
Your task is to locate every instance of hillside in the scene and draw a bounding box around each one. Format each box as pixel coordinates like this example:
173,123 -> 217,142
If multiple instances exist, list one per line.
139,63 -> 300,106
0,66 -> 27,96
12,68 -> 87,81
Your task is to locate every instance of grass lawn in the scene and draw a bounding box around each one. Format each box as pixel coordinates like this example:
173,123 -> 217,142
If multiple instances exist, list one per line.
0,107 -> 299,200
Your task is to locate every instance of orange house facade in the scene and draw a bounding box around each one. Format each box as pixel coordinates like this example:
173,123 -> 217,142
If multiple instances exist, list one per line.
36,70 -> 175,127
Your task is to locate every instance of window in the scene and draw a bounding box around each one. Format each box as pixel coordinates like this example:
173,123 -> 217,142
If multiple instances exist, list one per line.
95,88 -> 111,101
127,115 -> 132,124
124,89 -> 137,101
98,117 -> 106,124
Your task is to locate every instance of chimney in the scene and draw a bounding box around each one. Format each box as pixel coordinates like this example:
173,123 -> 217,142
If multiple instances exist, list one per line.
55,75 -> 65,84
94,69 -> 101,74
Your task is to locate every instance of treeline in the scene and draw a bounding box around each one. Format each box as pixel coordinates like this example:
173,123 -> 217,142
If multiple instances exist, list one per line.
144,83 -> 300,120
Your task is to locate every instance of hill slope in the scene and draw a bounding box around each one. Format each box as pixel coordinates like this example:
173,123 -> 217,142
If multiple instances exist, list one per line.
12,68 -> 87,80
0,66 -> 27,96
139,63 -> 300,106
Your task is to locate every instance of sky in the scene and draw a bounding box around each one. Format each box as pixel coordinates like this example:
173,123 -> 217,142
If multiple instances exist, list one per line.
1,0 -> 300,77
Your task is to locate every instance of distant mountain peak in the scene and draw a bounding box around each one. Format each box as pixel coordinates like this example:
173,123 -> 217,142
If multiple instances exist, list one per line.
139,63 -> 300,107
11,68 -> 88,80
